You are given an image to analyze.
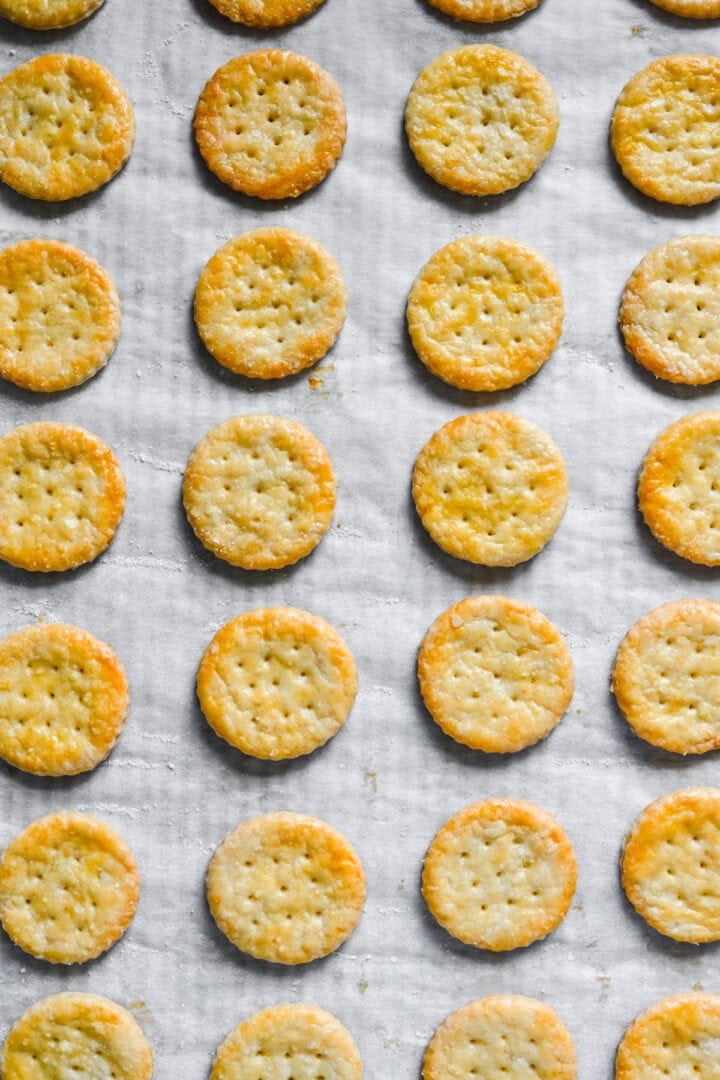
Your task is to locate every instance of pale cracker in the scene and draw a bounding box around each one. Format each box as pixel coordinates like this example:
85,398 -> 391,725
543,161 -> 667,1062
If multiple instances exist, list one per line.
0,0 -> 105,28
407,236 -> 563,392
405,45 -> 558,197
611,55 -> 720,206
423,996 -> 576,1080
195,229 -> 346,380
621,787 -> 720,943
422,798 -> 577,951
648,0 -> 720,15
197,607 -> 357,761
0,811 -> 139,964
0,421 -> 126,573
638,410 -> 720,566
427,0 -> 542,21
620,236 -> 720,385
194,50 -> 346,200
0,239 -> 121,393
412,411 -> 568,567
0,622 -> 128,776
208,0 -> 326,26
612,600 -> 720,755
183,414 -> 335,571
616,993 -> 720,1080
206,812 -> 365,965
0,54 -> 134,203
418,595 -> 574,753
1,993 -> 153,1080
211,1004 -> 362,1080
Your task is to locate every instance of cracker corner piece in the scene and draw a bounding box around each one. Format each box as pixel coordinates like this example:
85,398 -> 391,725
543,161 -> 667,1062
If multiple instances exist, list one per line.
208,0 -> 327,26
0,0 -> 105,28
211,1004 -> 362,1080
648,0 -> 720,14
2,993 -> 153,1080
194,50 -> 346,200
616,993 -> 720,1080
206,811 -> 366,964
422,798 -> 576,951
427,0 -> 542,20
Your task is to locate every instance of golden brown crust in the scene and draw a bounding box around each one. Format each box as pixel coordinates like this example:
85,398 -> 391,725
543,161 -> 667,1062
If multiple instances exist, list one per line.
616,993 -> 720,1080
0,0 -> 105,28
648,0 -> 720,13
427,0 -> 541,20
194,51 -> 346,200
207,0 -> 326,26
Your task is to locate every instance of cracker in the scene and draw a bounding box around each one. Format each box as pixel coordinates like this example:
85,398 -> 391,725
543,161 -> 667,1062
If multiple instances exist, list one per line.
207,0 -> 326,26
194,50 -> 346,200
638,410 -> 720,565
198,607 -> 357,761
206,812 -> 365,964
0,421 -> 126,573
622,787 -> 720,943
611,55 -> 720,206
616,993 -> 720,1080
648,0 -> 720,14
612,600 -> 720,755
423,996 -> 576,1080
195,229 -> 346,380
0,811 -> 139,964
427,0 -> 541,20
405,45 -> 558,197
419,595 -> 573,753
0,0 -> 104,28
422,798 -> 577,951
0,54 -> 134,203
211,1004 -> 362,1080
0,239 -> 121,393
183,414 -> 335,571
0,622 -> 128,776
407,236 -> 563,392
412,411 -> 568,567
2,993 -> 153,1080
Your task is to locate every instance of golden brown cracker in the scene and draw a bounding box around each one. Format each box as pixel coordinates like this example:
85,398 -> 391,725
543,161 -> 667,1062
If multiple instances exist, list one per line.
616,993 -> 720,1080
427,0 -> 542,20
208,0 -> 326,25
0,0 -> 104,27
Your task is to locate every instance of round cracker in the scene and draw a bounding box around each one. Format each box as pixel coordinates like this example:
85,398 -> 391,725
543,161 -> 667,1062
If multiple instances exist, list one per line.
638,410 -> 720,566
0,0 -> 104,27
422,798 -> 577,951
207,0 -> 326,25
207,812 -> 366,965
1,993 -> 153,1080
419,595 -> 574,753
195,229 -> 346,380
407,235 -> 563,392
616,993 -> 720,1080
412,411 -> 568,567
427,0 -> 542,20
0,239 -> 121,393
0,54 -> 134,203
648,0 -> 720,14
405,45 -> 559,197
0,622 -> 128,776
183,414 -> 335,571
622,787 -> 720,943
0,811 -> 139,964
0,421 -> 126,573
611,55 -> 720,206
423,996 -> 576,1080
198,607 -> 357,761
612,600 -> 720,755
212,1004 -> 362,1080
194,50 -> 346,200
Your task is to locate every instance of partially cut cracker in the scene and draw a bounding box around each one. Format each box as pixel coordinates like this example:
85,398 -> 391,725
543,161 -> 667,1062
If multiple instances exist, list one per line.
427,0 -> 542,20
0,239 -> 121,393
405,45 -> 558,197
194,50 -> 346,200
208,0 -> 326,26
616,993 -> 720,1080
195,229 -> 346,380
0,54 -> 134,202
419,595 -> 573,753
622,787 -> 720,943
1,993 -> 153,1080
198,607 -> 357,760
211,1004 -> 362,1080
423,996 -> 576,1080
0,0 -> 105,28
0,421 -> 126,572
611,55 -> 720,206
183,414 -> 335,571
648,0 -> 720,14
422,798 -> 577,951
0,622 -> 128,776
612,600 -> 720,755
412,411 -> 568,566
0,811 -> 139,964
638,410 -> 720,565
207,812 -> 365,964
407,235 -> 563,391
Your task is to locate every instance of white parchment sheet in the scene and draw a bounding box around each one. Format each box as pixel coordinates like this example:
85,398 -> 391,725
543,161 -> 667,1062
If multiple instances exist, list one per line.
1,0 -> 720,1075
